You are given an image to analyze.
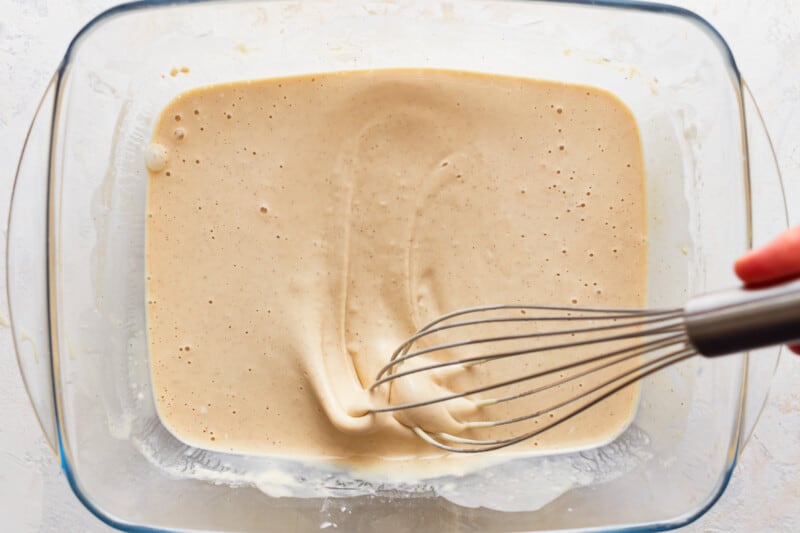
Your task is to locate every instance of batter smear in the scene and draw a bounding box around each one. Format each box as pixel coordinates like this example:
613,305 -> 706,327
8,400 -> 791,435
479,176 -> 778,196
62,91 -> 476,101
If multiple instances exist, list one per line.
145,69 -> 647,464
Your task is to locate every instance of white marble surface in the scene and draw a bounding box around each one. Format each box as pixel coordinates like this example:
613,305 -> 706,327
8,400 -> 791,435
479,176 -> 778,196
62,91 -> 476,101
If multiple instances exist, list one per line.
0,1 -> 797,531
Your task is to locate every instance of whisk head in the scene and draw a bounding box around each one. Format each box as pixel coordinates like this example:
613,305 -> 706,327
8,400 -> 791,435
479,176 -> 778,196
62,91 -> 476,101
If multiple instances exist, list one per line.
368,304 -> 697,453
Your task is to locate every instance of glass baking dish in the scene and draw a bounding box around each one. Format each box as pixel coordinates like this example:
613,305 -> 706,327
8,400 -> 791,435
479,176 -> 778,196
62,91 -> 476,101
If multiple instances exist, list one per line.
7,0 -> 790,531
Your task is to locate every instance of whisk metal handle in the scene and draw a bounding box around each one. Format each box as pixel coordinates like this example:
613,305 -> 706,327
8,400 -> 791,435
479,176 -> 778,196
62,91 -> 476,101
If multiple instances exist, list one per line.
684,277 -> 800,357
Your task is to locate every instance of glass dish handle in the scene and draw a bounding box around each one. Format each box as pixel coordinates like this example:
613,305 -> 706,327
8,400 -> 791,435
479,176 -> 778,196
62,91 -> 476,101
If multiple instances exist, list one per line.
6,76 -> 58,452
739,80 -> 790,452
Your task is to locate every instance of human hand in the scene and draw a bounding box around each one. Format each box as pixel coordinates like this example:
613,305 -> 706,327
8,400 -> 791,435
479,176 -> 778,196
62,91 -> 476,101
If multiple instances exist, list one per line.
734,225 -> 800,354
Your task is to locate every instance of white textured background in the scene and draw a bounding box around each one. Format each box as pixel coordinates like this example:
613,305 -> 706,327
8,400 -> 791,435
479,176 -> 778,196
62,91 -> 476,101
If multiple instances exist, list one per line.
0,1 -> 797,531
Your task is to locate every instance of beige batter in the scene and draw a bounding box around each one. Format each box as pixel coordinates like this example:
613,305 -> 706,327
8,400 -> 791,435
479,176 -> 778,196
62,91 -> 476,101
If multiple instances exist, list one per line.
145,69 -> 647,465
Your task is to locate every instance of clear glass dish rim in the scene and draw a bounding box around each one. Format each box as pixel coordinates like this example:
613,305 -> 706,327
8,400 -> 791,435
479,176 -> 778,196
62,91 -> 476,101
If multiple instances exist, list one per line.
18,0 -> 782,532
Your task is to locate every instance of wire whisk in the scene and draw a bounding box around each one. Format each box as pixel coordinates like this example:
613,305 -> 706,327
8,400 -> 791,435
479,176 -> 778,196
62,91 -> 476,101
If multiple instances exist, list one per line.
368,278 -> 800,452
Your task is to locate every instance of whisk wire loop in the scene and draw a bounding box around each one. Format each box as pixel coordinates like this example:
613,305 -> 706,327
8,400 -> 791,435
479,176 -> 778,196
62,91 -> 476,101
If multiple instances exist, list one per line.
416,349 -> 696,453
371,307 -> 685,389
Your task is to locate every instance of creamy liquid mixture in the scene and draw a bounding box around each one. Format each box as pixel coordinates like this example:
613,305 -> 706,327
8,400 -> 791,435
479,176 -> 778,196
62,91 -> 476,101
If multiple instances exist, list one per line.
145,69 -> 647,466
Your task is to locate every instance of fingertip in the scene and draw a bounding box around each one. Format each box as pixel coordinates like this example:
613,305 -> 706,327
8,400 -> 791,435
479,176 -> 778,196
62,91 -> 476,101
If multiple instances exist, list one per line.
733,254 -> 752,280
733,249 -> 767,285
733,226 -> 800,285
